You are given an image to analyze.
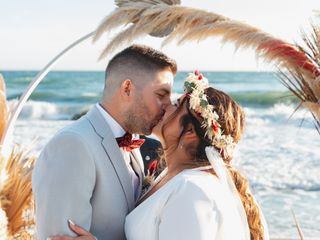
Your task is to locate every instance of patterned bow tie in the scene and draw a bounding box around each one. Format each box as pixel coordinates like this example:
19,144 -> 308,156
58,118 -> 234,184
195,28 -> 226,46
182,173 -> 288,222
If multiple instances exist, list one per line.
116,132 -> 145,152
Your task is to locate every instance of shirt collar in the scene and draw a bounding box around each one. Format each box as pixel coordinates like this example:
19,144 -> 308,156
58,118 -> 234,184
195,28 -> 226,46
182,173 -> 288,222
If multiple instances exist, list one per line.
96,103 -> 126,138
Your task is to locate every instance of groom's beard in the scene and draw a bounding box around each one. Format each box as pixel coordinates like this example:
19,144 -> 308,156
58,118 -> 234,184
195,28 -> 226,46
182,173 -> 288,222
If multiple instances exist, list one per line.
149,109 -> 165,130
124,103 -> 165,135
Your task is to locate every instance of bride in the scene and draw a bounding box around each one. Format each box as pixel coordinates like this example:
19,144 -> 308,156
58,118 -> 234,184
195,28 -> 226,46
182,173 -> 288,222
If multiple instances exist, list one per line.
50,71 -> 269,240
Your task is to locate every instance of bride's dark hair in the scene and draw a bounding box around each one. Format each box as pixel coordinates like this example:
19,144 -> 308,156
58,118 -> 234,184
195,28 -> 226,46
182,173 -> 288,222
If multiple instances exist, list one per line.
161,87 -> 265,240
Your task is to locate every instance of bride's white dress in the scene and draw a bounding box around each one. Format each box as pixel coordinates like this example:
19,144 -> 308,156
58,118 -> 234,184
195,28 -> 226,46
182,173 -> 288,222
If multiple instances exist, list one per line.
125,166 -> 263,240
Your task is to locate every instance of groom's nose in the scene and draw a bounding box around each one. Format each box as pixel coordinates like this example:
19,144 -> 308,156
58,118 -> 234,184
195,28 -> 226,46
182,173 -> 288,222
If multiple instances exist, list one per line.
161,95 -> 172,109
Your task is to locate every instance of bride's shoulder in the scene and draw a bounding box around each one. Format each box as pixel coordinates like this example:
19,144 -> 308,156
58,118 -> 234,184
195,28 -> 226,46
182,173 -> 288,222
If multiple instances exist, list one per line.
170,169 -> 219,199
176,168 -> 218,184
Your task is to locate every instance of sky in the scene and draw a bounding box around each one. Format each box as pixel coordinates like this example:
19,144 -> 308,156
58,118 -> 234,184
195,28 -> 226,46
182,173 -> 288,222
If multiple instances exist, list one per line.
0,0 -> 319,71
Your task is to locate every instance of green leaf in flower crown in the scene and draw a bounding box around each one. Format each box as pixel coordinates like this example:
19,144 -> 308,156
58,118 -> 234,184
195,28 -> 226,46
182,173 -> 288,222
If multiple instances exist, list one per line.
200,99 -> 208,108
184,81 -> 190,90
184,82 -> 195,92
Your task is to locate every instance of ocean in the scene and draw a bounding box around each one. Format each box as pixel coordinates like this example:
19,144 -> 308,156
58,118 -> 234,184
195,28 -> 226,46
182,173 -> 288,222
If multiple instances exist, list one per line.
2,70 -> 320,238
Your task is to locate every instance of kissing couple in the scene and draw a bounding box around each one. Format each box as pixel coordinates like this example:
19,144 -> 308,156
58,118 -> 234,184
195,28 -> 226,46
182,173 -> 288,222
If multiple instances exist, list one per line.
32,45 -> 269,240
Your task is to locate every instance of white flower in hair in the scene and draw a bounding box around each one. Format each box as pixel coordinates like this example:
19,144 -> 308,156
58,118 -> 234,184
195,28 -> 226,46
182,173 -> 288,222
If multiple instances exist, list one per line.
184,70 -> 236,157
189,91 -> 202,111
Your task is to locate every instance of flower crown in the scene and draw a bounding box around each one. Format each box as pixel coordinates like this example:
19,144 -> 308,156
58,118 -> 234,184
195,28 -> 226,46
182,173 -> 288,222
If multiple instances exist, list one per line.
183,70 -> 236,156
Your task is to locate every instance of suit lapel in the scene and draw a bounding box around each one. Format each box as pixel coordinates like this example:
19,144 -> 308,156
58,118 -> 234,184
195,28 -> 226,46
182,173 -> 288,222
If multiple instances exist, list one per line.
86,106 -> 135,211
130,149 -> 145,198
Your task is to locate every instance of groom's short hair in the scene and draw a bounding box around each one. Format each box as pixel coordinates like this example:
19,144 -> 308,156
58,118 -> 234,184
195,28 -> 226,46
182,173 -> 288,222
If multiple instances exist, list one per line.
104,45 -> 177,95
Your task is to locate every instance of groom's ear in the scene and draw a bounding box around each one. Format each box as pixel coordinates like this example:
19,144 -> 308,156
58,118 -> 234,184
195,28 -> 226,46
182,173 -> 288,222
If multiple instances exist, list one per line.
120,79 -> 133,99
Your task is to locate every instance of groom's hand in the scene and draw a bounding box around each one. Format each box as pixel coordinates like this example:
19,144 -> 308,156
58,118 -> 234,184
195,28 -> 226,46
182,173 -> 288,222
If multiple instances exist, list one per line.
47,220 -> 97,240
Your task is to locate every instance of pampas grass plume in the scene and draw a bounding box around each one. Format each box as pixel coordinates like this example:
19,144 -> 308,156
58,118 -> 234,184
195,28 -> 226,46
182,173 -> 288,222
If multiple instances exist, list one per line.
0,74 -> 7,143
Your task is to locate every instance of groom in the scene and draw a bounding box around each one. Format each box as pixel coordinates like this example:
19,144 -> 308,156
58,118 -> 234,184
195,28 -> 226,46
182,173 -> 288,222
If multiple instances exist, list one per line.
32,45 -> 177,240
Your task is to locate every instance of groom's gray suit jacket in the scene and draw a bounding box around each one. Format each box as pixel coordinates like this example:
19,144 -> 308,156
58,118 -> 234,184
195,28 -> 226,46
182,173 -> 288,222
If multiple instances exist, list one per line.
32,105 -> 144,240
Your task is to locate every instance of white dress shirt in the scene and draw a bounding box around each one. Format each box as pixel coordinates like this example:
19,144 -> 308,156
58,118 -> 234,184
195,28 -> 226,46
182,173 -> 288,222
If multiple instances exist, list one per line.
96,103 -> 140,198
